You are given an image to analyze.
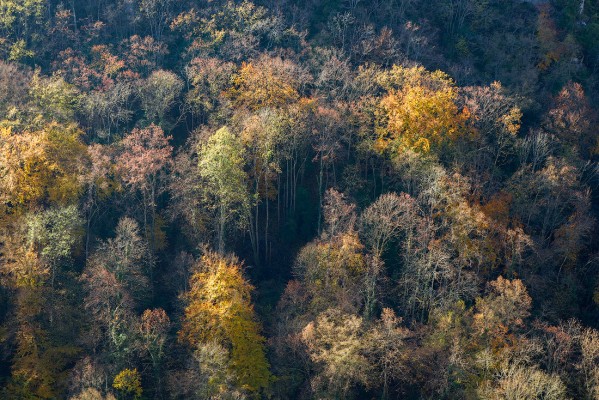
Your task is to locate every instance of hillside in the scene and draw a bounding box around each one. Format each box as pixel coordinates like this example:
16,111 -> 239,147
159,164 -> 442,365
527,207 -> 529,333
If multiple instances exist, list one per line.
1,1 -> 599,399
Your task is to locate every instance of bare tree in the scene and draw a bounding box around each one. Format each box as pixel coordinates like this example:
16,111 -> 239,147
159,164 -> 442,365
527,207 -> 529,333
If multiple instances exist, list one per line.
360,192 -> 417,258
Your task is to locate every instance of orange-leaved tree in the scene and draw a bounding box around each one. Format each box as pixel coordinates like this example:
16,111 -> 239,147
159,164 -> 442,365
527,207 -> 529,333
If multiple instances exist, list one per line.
376,65 -> 471,155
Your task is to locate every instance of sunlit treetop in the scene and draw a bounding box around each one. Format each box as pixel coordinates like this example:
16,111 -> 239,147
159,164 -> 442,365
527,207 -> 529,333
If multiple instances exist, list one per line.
0,122 -> 87,214
375,65 -> 472,155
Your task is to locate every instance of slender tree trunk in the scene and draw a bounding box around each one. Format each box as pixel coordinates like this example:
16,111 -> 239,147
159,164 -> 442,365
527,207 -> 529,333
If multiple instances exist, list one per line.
85,197 -> 97,260
317,152 -> 324,234
265,174 -> 270,264
150,183 -> 156,253
277,174 -> 281,228
70,1 -> 78,30
251,222 -> 259,267
142,191 -> 148,245
218,203 -> 225,254
255,185 -> 260,265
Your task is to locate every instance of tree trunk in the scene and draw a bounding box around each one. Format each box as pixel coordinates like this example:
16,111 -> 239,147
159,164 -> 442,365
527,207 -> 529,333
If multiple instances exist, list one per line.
218,203 -> 226,254
317,153 -> 324,234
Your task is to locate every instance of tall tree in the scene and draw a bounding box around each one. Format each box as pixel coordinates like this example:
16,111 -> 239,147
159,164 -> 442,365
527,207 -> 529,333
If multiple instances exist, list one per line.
117,124 -> 172,250
179,251 -> 271,394
197,126 -> 250,254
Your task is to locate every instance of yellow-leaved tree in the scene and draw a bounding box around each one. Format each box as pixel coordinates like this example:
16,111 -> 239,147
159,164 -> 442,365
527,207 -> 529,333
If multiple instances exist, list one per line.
113,368 -> 143,400
0,122 -> 87,215
179,250 -> 272,394
228,55 -> 303,111
376,65 -> 471,155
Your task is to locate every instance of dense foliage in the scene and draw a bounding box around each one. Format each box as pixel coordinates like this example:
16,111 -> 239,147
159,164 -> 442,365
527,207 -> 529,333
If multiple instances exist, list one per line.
1,0 -> 599,399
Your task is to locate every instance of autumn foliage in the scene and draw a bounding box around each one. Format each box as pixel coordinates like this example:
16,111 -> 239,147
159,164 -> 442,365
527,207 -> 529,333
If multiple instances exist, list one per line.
0,0 -> 598,399
179,251 -> 271,394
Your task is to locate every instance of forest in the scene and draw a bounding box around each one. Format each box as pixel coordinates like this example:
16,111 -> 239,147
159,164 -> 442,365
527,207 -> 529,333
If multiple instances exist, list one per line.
0,0 -> 599,399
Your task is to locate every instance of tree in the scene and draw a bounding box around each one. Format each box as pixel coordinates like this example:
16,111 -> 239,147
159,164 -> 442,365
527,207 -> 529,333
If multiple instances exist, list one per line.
240,109 -> 286,264
29,71 -> 80,124
0,60 -> 30,115
0,123 -> 87,213
138,308 -> 170,394
81,259 -> 135,359
138,69 -> 183,126
113,368 -> 142,400
301,308 -> 374,398
184,57 -> 235,123
81,82 -> 134,142
544,81 -> 597,157
473,277 -> 532,344
67,356 -> 113,399
120,35 -> 168,77
294,232 -> 367,315
81,143 -> 119,257
1,211 -> 82,399
167,144 -> 206,243
365,308 -> 410,399
198,127 -> 250,254
398,228 -> 466,321
138,0 -> 173,42
7,303 -> 81,399
277,100 -> 313,219
25,205 -> 83,286
193,341 -> 246,400
166,341 -> 247,400
92,217 -> 152,301
81,217 -> 151,362
376,65 -> 471,155
70,388 -> 116,400
179,251 -> 271,394
0,0 -> 47,61
321,188 -> 356,240
359,192 -> 417,258
228,55 -> 306,111
579,327 -> 599,400
313,107 -> 343,233
508,157 -> 588,247
462,82 -> 522,169
477,362 -> 567,400
117,124 -> 172,250
0,125 -> 84,397
2,2 -> 599,399
0,218 -> 48,288
171,1 -> 285,61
